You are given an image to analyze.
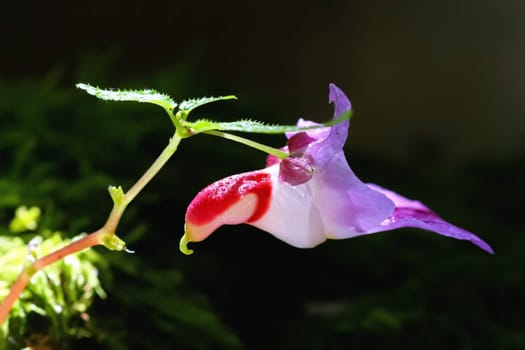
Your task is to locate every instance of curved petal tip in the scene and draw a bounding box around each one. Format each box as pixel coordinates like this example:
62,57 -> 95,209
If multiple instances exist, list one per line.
328,83 -> 352,115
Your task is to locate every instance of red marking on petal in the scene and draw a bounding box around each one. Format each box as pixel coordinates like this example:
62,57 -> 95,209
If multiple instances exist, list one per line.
186,172 -> 272,225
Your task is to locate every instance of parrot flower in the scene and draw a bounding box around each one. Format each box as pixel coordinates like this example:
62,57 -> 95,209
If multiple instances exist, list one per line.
181,84 -> 493,254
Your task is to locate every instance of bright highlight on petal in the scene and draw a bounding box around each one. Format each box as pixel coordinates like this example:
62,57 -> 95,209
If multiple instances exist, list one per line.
182,84 -> 493,255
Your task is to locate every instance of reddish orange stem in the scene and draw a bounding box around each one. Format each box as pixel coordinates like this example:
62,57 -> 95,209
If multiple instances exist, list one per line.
34,229 -> 105,270
0,272 -> 30,325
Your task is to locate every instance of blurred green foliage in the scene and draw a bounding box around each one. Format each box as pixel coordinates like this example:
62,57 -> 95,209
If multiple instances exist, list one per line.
0,53 -> 523,349
0,223 -> 106,349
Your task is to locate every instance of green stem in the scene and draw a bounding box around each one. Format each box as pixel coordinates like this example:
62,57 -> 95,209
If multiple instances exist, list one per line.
124,133 -> 182,205
205,130 -> 288,159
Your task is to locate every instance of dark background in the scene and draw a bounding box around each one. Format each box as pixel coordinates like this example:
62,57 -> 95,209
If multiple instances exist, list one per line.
1,0 -> 524,349
4,0 -> 525,163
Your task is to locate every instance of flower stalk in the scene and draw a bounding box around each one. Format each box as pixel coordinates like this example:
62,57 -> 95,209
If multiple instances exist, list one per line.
205,130 -> 289,159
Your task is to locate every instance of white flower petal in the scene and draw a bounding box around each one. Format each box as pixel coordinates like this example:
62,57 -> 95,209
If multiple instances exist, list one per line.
251,166 -> 326,248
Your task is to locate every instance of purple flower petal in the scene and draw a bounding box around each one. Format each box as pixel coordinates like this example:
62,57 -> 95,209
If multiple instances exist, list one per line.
314,152 -> 395,237
366,184 -> 494,254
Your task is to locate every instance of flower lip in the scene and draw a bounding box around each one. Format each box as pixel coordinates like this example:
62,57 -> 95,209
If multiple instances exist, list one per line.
184,171 -> 273,247
186,172 -> 272,225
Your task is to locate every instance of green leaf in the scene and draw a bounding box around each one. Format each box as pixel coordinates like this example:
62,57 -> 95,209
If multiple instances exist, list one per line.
185,110 -> 351,134
76,83 -> 177,110
178,95 -> 237,114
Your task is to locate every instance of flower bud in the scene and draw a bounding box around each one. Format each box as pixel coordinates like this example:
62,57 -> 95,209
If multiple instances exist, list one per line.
279,154 -> 315,185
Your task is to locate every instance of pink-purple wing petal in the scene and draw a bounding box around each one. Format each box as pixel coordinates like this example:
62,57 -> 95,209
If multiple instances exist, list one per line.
366,184 -> 494,254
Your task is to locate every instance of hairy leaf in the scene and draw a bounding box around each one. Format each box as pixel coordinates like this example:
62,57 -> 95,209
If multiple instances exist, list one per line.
178,95 -> 237,114
185,110 -> 351,134
76,83 -> 176,110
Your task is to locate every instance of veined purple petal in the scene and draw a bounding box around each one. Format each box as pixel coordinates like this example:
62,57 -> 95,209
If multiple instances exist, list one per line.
279,84 -> 396,233
312,83 -> 351,164
314,152 -> 395,237
366,184 -> 494,254
329,83 -> 352,119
